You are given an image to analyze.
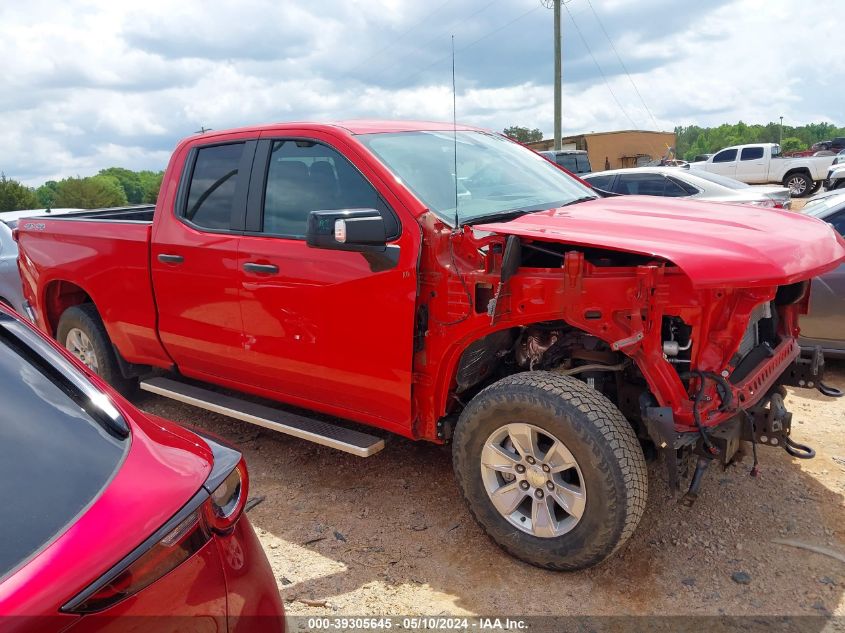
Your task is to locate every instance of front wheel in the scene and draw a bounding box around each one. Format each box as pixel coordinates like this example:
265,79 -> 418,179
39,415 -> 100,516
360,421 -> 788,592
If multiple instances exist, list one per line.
452,372 -> 647,571
783,172 -> 813,197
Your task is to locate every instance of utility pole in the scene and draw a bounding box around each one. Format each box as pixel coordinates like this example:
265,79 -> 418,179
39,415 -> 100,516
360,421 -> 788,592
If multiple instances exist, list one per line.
543,0 -> 563,150
779,116 -> 783,146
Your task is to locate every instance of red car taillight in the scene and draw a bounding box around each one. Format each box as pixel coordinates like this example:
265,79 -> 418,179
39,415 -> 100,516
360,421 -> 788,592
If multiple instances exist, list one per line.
67,457 -> 249,614
204,458 -> 249,535
72,510 -> 210,613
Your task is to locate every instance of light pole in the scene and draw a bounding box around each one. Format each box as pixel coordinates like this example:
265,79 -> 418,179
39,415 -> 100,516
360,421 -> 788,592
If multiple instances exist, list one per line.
779,116 -> 783,146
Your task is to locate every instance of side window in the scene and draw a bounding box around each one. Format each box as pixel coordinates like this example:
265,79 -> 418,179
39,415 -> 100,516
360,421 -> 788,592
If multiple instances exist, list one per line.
184,143 -> 245,230
712,149 -> 738,163
262,140 -> 398,238
586,174 -> 614,191
615,174 -> 667,196
829,212 -> 845,237
664,177 -> 696,197
740,147 -> 764,161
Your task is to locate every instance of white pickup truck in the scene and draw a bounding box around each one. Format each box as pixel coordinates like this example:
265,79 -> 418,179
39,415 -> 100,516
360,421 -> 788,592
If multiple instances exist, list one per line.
689,142 -> 836,197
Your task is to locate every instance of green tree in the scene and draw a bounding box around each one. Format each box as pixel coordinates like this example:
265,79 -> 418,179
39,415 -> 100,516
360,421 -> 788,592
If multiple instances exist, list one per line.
138,170 -> 164,203
36,180 -> 60,208
780,137 -> 804,153
98,167 -> 145,204
0,173 -> 38,211
503,126 -> 544,143
54,175 -> 128,209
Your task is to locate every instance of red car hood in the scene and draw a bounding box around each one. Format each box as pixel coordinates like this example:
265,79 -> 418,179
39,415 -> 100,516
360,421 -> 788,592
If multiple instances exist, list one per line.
475,196 -> 845,288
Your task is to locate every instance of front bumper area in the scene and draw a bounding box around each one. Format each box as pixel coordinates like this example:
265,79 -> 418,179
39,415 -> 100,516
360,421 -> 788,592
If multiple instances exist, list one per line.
643,346 -> 841,496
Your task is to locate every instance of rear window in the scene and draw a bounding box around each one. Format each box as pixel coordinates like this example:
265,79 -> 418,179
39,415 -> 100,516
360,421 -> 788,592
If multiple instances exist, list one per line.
0,316 -> 128,580
740,147 -> 764,160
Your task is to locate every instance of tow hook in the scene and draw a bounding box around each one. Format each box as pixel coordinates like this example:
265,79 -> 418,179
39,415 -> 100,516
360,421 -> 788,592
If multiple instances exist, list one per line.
817,381 -> 844,398
783,437 -> 816,459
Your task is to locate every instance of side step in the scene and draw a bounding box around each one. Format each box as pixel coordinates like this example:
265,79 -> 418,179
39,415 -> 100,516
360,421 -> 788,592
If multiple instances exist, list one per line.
140,377 -> 385,457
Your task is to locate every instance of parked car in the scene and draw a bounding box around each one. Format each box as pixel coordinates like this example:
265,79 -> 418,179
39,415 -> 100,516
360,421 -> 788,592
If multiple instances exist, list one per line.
0,209 -> 80,312
824,162 -> 845,190
833,149 -> 845,166
0,304 -> 284,630
800,192 -> 845,357
582,166 -> 791,208
16,120 -> 845,571
689,143 -> 835,196
812,137 -> 845,153
539,149 -> 592,174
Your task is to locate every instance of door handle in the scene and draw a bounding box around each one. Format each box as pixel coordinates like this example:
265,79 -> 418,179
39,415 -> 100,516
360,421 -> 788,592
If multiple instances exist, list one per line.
243,262 -> 279,275
158,254 -> 184,264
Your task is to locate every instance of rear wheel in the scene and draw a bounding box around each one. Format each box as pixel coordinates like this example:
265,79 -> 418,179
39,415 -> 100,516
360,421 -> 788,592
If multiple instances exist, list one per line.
452,371 -> 647,570
783,172 -> 812,197
57,304 -> 136,395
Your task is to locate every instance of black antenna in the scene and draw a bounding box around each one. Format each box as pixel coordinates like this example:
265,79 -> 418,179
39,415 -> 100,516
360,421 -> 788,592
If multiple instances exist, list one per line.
451,34 -> 459,230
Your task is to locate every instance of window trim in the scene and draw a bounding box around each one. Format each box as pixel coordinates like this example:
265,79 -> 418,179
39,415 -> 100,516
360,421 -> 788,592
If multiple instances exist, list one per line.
244,137 -> 402,242
175,140 -> 257,235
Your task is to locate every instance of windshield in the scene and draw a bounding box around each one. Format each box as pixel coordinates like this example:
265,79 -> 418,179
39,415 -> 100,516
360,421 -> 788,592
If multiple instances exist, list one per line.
687,170 -> 751,190
357,131 -> 596,224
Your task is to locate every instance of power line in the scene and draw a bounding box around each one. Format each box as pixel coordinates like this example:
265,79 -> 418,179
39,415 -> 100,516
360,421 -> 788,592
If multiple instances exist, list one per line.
562,1 -> 640,129
368,0 -> 509,86
384,3 -> 543,89
584,0 -> 660,130
345,0 -> 456,76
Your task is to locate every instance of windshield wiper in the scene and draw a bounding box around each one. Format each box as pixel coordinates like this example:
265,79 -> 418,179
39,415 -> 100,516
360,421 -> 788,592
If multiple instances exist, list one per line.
559,196 -> 599,207
462,208 -> 536,226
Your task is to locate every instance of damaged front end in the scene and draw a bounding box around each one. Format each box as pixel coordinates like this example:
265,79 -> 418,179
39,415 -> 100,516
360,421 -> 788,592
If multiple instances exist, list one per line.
643,297 -> 843,505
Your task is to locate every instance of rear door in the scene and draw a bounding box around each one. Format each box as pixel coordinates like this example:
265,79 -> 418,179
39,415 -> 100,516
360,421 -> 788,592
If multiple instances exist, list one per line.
151,138 -> 256,379
735,146 -> 766,183
708,148 -> 738,178
234,131 -> 418,427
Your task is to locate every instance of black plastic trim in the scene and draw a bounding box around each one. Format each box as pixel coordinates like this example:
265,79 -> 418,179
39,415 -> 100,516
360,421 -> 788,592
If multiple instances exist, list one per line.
174,140 -> 257,235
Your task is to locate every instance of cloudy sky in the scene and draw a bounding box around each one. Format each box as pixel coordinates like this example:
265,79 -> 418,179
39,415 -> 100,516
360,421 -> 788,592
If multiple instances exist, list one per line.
2,0 -> 842,186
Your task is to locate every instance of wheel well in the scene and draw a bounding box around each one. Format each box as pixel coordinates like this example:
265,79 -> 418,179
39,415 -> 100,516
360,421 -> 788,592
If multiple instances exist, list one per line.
43,281 -> 93,336
783,168 -> 812,180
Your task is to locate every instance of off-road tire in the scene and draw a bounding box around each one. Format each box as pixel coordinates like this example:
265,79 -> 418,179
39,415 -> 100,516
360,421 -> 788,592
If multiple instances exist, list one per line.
452,371 -> 647,570
57,303 -> 137,395
783,172 -> 812,197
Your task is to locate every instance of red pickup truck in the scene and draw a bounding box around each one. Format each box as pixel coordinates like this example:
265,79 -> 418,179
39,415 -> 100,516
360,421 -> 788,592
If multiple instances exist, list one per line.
16,120 -> 845,571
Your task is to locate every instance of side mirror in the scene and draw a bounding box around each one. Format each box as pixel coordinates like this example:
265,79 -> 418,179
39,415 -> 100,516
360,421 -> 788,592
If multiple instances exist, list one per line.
306,209 -> 387,252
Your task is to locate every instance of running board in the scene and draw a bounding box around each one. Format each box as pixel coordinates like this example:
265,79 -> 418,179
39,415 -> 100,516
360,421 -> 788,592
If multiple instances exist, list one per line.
140,377 -> 385,457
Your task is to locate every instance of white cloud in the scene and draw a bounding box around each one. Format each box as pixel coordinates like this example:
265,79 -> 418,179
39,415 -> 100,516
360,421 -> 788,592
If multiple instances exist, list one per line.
0,0 -> 842,185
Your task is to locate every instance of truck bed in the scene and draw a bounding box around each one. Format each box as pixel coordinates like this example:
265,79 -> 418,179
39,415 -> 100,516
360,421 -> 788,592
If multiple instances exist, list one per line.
40,205 -> 156,223
16,207 -> 167,367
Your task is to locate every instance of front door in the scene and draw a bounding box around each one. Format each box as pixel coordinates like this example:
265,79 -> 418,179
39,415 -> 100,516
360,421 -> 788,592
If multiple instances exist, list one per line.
235,134 -> 418,428
152,139 -> 255,380
708,148 -> 738,178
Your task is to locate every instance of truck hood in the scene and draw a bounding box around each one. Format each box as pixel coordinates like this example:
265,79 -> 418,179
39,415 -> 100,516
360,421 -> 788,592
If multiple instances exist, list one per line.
475,196 -> 845,288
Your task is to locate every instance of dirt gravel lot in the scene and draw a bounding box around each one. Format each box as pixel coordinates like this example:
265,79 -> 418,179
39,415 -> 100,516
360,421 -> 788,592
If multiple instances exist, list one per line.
134,361 -> 845,619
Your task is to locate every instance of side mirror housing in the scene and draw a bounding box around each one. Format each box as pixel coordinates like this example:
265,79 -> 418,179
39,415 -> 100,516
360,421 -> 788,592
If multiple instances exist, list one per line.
306,209 -> 387,252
